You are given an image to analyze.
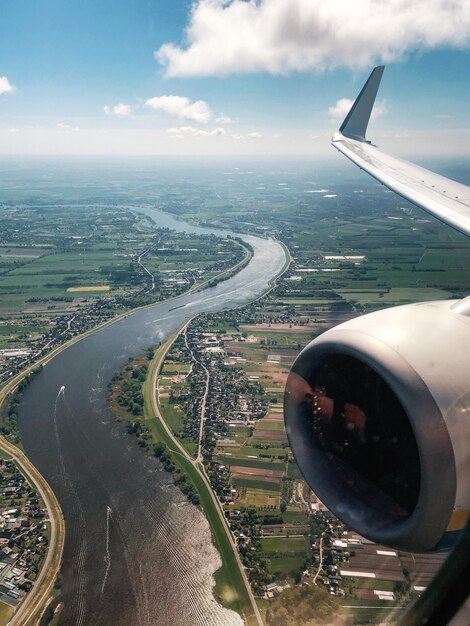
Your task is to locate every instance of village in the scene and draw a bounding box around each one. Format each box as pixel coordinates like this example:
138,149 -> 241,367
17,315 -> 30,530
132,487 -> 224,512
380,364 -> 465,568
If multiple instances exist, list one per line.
0,457 -> 50,613
156,295 -> 447,623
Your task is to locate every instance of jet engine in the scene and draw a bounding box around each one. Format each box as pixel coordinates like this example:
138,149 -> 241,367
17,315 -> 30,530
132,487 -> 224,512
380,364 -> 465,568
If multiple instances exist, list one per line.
284,298 -> 470,552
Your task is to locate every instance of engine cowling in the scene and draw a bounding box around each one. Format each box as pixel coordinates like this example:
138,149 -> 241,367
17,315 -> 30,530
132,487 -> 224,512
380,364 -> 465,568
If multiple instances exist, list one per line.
284,299 -> 470,552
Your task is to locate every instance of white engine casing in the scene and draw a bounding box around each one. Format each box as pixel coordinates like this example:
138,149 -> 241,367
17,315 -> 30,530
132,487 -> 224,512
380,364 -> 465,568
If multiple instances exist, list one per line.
285,299 -> 470,551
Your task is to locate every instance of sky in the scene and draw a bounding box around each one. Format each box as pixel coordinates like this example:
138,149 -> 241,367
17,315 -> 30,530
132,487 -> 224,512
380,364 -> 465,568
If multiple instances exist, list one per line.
2,0 -> 470,157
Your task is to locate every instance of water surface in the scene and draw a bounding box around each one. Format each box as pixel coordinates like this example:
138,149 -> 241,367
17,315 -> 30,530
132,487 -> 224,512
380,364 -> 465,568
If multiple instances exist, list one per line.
18,208 -> 286,626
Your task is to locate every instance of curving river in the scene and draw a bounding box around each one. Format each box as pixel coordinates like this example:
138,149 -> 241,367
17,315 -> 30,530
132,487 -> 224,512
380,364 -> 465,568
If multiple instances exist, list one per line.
17,208 -> 286,626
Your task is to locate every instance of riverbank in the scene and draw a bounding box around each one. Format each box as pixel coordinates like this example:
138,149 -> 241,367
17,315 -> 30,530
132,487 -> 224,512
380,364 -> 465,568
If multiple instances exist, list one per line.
0,228 -> 257,624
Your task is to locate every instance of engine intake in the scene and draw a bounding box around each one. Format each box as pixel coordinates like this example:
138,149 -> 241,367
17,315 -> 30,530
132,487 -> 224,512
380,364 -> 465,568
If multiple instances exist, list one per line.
284,299 -> 470,552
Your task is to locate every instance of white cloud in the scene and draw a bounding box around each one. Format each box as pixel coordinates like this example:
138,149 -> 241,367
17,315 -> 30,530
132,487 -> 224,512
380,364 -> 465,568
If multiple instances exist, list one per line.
230,133 -> 244,140
156,0 -> 470,76
103,103 -> 133,116
328,98 -> 387,122
328,99 -> 354,122
216,114 -> 233,124
247,131 -> 262,139
167,125 -> 225,139
0,76 -> 15,95
145,95 -> 211,123
8,128 -> 19,133
57,123 -> 79,133
3,126 -> 470,157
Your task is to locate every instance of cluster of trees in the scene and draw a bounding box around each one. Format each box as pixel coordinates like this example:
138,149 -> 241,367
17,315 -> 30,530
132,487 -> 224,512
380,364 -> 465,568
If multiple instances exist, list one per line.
253,442 -> 289,450
108,355 -> 153,450
258,452 -> 289,461
126,419 -> 151,450
115,364 -> 148,417
174,473 -> 200,506
280,477 -> 294,514
153,442 -> 174,471
153,443 -> 200,505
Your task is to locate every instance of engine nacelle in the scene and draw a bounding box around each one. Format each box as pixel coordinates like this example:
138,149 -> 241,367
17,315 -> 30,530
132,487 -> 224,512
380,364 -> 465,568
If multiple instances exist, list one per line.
284,299 -> 470,552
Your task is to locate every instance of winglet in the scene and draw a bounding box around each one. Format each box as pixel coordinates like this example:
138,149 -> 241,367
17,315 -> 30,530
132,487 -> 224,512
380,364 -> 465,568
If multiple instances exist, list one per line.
338,66 -> 384,142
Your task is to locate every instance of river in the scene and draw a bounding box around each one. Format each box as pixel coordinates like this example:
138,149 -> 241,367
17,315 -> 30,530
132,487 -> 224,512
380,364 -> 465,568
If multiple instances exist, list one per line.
17,207 -> 286,626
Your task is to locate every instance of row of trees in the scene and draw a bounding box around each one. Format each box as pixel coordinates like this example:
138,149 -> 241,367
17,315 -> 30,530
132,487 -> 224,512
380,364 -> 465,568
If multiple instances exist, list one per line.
0,367 -> 41,444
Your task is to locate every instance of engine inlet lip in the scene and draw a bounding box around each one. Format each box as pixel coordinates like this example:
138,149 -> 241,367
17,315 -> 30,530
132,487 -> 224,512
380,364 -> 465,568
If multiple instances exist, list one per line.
285,328 -> 456,552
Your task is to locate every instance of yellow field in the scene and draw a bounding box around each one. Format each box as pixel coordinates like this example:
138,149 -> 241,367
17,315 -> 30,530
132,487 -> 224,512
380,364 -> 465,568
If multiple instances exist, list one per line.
67,285 -> 110,292
0,599 -> 15,625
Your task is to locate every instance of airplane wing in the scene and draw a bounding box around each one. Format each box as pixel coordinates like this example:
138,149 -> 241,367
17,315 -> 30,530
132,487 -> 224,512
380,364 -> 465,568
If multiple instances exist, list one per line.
331,66 -> 470,238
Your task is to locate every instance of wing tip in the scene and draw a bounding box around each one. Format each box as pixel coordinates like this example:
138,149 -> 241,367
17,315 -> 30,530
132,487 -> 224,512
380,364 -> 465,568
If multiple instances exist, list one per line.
338,66 -> 385,142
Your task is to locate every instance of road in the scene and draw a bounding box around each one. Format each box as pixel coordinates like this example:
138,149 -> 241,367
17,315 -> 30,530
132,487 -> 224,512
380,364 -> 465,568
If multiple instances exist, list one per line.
296,481 -> 309,512
152,326 -> 264,626
136,245 -> 157,293
312,533 -> 325,585
182,328 -> 210,463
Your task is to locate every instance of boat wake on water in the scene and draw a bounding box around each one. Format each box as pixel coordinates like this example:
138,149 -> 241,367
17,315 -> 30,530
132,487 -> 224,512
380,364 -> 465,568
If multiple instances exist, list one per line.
101,506 -> 112,596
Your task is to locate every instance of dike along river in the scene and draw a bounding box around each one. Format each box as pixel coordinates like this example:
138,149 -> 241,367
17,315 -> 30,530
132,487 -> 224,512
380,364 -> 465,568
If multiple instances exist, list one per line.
17,208 -> 286,626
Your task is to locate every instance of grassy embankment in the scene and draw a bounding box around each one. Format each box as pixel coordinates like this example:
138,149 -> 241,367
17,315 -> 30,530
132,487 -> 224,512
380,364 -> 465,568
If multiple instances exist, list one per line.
142,334 -> 259,625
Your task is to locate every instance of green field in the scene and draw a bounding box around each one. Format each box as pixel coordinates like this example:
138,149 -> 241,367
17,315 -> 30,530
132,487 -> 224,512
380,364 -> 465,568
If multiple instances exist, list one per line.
337,287 -> 451,305
260,537 -> 307,552
265,555 -> 308,576
158,399 -> 186,434
281,511 -> 309,524
233,446 -> 289,458
286,462 -> 303,480
254,420 -> 285,431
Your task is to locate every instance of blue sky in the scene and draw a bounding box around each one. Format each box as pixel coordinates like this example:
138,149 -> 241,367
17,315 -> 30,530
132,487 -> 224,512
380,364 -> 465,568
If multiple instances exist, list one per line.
1,0 -> 470,156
